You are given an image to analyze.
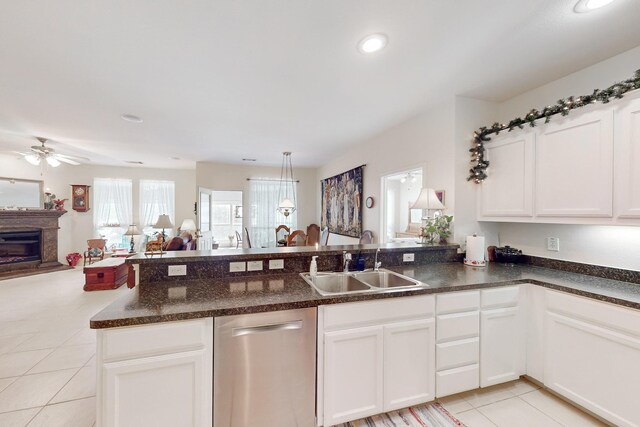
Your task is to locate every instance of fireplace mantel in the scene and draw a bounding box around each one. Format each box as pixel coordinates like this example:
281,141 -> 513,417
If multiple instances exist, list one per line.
0,209 -> 67,273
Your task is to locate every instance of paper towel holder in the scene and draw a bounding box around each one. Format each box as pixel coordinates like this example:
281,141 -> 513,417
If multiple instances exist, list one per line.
464,233 -> 487,267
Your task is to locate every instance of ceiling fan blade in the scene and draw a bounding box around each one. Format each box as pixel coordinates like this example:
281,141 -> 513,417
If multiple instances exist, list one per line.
55,155 -> 80,165
56,153 -> 90,162
30,146 -> 48,155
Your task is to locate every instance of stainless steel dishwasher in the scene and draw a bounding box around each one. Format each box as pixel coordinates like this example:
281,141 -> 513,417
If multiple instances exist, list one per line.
214,307 -> 316,427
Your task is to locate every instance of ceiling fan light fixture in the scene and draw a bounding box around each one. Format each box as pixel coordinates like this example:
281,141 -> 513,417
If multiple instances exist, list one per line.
46,156 -> 61,167
24,154 -> 40,166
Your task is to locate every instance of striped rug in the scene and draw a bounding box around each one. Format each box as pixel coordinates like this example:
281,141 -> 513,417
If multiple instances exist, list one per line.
332,403 -> 466,427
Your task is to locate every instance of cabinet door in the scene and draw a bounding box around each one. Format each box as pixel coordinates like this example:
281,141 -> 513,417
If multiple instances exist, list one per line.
102,349 -> 210,427
480,306 -> 524,387
546,312 -> 640,427
614,95 -> 640,219
525,285 -> 545,383
383,319 -> 435,411
478,132 -> 534,218
535,110 -> 614,217
323,326 -> 384,425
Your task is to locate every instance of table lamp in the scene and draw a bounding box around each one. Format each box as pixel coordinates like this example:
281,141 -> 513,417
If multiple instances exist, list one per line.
411,188 -> 445,243
124,224 -> 140,253
180,219 -> 197,234
153,214 -> 174,250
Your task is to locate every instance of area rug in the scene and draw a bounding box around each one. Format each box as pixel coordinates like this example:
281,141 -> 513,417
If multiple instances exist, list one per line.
332,402 -> 466,427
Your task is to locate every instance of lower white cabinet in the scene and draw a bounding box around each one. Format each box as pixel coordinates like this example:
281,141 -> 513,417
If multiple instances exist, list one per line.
318,296 -> 435,426
96,318 -> 213,427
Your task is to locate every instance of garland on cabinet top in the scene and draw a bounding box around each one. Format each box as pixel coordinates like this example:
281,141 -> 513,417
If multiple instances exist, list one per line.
468,69 -> 640,184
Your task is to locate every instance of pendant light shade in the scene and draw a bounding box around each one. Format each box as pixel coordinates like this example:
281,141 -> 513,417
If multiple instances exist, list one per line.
277,152 -> 297,217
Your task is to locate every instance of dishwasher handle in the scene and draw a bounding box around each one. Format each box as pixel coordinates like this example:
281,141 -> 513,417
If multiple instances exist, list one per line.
232,320 -> 303,337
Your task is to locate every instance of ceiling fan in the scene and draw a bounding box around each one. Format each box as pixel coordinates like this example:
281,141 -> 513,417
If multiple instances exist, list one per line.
13,137 -> 87,167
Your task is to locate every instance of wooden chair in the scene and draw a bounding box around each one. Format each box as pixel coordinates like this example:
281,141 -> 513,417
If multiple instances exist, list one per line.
306,224 -> 320,246
235,230 -> 243,248
275,225 -> 290,247
320,226 -> 329,246
287,230 -> 307,246
83,239 -> 107,266
244,227 -> 252,248
359,230 -> 374,244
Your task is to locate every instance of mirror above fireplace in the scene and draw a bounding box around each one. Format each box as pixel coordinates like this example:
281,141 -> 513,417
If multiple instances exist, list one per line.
0,177 -> 43,209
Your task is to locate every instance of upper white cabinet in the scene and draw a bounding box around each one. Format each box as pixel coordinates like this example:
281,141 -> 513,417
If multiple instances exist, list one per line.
478,91 -> 640,225
535,110 -> 614,217
614,95 -> 640,219
479,132 -> 534,217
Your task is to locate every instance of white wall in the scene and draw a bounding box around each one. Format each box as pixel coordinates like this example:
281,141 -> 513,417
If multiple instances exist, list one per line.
317,102 -> 456,245
195,162 -> 318,235
494,46 -> 640,271
0,153 -> 196,262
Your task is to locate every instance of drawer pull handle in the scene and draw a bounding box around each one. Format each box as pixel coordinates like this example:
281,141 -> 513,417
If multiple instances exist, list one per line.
232,321 -> 303,337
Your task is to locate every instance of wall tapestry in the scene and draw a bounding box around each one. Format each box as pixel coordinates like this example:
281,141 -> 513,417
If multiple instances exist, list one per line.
321,166 -> 363,238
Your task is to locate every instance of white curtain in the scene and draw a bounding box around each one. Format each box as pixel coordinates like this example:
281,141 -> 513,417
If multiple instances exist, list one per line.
93,178 -> 133,247
249,180 -> 297,248
140,180 -> 175,233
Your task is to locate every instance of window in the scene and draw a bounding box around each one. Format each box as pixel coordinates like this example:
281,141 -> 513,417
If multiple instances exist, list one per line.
249,180 -> 296,248
140,180 -> 175,236
210,190 -> 242,247
93,178 -> 133,248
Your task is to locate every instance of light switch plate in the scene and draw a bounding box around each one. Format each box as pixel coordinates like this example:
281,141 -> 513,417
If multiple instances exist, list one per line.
229,262 -> 246,272
403,253 -> 415,262
247,260 -> 263,271
269,259 -> 284,269
168,265 -> 187,276
547,237 -> 560,252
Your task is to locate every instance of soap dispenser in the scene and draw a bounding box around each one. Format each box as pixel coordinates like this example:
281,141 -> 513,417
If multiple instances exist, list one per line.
310,256 -> 318,277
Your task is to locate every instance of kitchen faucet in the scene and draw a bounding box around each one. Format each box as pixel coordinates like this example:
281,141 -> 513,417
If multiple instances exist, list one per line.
342,251 -> 352,272
374,248 -> 382,271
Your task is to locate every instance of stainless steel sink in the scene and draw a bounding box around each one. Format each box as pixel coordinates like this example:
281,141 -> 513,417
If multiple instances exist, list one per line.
300,269 -> 428,296
300,272 -> 374,296
351,269 -> 427,290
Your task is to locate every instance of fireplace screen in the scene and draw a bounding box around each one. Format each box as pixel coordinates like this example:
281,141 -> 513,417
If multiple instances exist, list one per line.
0,231 -> 41,264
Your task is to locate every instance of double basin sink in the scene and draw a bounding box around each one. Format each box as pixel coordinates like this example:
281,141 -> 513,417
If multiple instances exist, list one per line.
300,268 -> 428,296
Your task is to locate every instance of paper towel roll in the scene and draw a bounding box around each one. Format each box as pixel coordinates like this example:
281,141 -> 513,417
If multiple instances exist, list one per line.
464,235 -> 486,267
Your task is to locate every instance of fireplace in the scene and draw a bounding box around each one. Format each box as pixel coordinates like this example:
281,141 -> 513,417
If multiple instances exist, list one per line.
0,230 -> 41,264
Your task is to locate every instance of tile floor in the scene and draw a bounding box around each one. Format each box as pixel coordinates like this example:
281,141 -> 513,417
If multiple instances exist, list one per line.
0,268 -> 610,427
0,268 -> 127,427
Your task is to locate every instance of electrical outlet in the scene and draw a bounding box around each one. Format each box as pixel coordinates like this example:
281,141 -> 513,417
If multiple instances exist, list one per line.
547,237 -> 560,252
229,262 -> 246,272
247,260 -> 263,271
269,259 -> 284,269
168,265 -> 187,276
403,253 -> 415,262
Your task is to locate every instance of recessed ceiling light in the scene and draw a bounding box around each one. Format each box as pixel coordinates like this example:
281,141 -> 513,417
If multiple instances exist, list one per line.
120,114 -> 143,123
242,158 -> 257,162
125,160 -> 144,164
574,0 -> 616,13
357,34 -> 388,54
171,157 -> 181,160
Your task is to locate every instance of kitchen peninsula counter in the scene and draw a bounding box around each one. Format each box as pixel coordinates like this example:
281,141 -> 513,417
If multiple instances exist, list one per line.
90,262 -> 640,329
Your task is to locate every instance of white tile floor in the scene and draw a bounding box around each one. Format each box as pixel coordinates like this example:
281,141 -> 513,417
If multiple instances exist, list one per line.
0,268 -> 127,427
0,268 -> 610,427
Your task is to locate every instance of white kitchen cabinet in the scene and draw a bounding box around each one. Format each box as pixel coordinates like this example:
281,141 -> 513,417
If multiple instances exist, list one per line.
614,93 -> 640,219
318,296 -> 435,426
524,284 -> 545,383
323,326 -> 384,425
384,319 -> 435,411
480,287 -> 525,388
478,132 -> 534,218
545,290 -> 640,427
96,318 -> 213,427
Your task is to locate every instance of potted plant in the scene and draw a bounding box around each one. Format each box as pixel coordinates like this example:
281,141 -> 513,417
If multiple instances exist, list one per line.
434,215 -> 453,244
66,252 -> 82,267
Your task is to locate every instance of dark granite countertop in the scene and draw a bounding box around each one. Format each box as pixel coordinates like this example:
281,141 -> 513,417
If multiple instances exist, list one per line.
90,262 -> 640,329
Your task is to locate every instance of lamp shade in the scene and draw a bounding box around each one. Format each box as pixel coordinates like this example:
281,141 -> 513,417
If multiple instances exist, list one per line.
411,188 -> 445,210
124,224 -> 140,236
153,214 -> 174,229
180,219 -> 197,232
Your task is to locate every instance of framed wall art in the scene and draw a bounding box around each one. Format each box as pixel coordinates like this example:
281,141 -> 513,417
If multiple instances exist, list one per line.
320,166 -> 363,238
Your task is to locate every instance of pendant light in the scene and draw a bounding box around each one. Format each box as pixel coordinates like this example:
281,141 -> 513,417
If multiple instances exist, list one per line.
277,152 -> 296,217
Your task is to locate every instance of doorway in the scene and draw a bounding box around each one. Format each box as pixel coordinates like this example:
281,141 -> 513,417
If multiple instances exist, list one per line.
381,168 -> 423,243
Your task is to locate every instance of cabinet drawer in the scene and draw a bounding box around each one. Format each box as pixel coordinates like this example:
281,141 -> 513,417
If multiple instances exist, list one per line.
436,337 -> 479,371
322,295 -> 435,331
101,318 -> 210,362
436,364 -> 479,398
481,286 -> 520,309
436,291 -> 480,314
437,311 -> 479,342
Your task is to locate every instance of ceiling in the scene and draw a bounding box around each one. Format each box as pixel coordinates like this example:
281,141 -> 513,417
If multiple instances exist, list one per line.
1,0 -> 639,169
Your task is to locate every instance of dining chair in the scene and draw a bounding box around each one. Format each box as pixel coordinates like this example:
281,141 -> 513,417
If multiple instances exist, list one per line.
320,226 -> 329,246
306,224 -> 320,246
287,230 -> 307,246
359,230 -> 374,244
275,224 -> 290,247
235,230 -> 243,248
244,227 -> 252,248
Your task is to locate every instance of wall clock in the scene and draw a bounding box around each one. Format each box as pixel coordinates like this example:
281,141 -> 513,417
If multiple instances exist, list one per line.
71,184 -> 90,212
365,196 -> 374,209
